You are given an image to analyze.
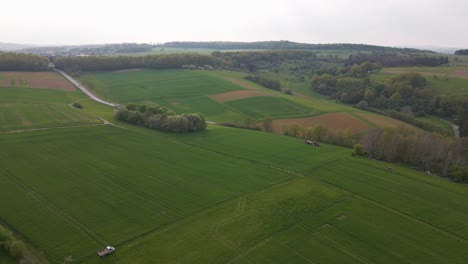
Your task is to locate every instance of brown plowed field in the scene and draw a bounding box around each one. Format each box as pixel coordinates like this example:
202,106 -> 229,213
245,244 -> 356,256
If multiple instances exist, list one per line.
209,90 -> 273,102
0,72 -> 75,90
272,112 -> 372,134
354,112 -> 421,131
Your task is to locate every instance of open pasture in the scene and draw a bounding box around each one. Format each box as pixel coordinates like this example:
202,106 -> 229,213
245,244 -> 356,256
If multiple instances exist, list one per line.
0,79 -> 100,131
0,125 -> 288,262
1,122 -> 468,263
78,69 -> 243,103
0,71 -> 75,90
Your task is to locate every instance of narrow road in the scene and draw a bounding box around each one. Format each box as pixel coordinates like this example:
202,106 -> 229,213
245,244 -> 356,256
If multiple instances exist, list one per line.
55,69 -> 118,107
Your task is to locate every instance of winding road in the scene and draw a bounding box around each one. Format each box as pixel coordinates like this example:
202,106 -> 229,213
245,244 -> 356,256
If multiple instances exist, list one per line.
55,69 -> 119,107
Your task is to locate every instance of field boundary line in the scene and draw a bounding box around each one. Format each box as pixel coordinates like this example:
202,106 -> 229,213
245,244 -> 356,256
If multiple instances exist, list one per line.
0,168 -> 108,246
0,123 -> 106,135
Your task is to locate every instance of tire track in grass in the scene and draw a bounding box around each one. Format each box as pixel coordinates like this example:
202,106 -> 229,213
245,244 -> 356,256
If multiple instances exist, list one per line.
288,214 -> 373,264
307,161 -> 468,248
0,167 -> 108,246
41,142 -> 186,217
333,206 -> 451,264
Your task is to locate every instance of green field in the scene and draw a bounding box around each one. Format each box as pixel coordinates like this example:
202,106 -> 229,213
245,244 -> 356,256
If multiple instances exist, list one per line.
225,96 -> 316,119
2,124 -> 468,263
79,69 -> 243,102
2,72 -> 468,263
0,84 -> 101,132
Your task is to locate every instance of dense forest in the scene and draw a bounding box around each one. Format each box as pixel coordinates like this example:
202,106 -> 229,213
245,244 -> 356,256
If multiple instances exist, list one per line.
0,52 -> 50,71
53,53 -> 216,75
114,103 -> 206,133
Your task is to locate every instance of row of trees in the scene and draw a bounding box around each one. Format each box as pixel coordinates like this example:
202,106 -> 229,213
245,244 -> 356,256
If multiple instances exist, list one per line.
360,126 -> 468,182
0,52 -> 50,71
454,49 -> 468,55
114,103 -> 206,133
345,53 -> 449,67
53,53 -> 216,75
244,75 -> 281,91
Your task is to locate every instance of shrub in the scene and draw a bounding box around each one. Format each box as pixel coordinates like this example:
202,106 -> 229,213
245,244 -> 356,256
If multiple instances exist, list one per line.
72,102 -> 83,109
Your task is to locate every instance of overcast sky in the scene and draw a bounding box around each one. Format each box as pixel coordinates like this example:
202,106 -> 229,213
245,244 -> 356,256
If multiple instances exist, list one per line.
1,0 -> 467,47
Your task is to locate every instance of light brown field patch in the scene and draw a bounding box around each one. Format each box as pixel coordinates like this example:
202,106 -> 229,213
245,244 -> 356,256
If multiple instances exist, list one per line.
221,76 -> 262,90
209,90 -> 273,102
354,112 -> 421,132
451,69 -> 468,79
272,112 -> 372,134
0,72 -> 75,90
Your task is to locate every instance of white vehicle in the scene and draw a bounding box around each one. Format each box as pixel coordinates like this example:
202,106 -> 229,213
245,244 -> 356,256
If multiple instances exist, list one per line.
97,246 -> 115,257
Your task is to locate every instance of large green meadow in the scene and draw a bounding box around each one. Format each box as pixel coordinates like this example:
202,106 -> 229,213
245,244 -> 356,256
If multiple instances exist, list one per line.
1,124 -> 468,263
2,69 -> 468,263
0,85 -> 101,131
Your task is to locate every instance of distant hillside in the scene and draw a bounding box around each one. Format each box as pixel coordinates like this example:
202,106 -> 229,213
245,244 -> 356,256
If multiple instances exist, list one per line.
160,41 -> 434,54
0,42 -> 36,51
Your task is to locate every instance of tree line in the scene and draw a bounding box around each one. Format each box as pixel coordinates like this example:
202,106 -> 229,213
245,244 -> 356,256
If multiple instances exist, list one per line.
244,75 -> 281,91
278,120 -> 468,183
114,103 -> 206,133
161,41 -> 432,53
0,52 -> 50,71
454,49 -> 468,55
345,53 -> 448,67
358,126 -> 468,183
53,53 -> 216,76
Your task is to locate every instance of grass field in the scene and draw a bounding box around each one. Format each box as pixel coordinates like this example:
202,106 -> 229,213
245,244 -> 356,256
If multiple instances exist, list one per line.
2,124 -> 468,263
0,72 -> 101,131
79,69 -> 243,102
225,97 -> 316,119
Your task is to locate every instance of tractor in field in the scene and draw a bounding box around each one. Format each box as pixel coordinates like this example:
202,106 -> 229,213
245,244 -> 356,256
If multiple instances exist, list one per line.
98,246 -> 115,257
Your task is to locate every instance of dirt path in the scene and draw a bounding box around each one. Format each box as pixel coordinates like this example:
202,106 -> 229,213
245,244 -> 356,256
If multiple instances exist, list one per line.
55,69 -> 119,107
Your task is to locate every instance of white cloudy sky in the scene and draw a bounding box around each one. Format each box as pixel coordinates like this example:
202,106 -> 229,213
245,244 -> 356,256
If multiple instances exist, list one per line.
1,0 -> 467,47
